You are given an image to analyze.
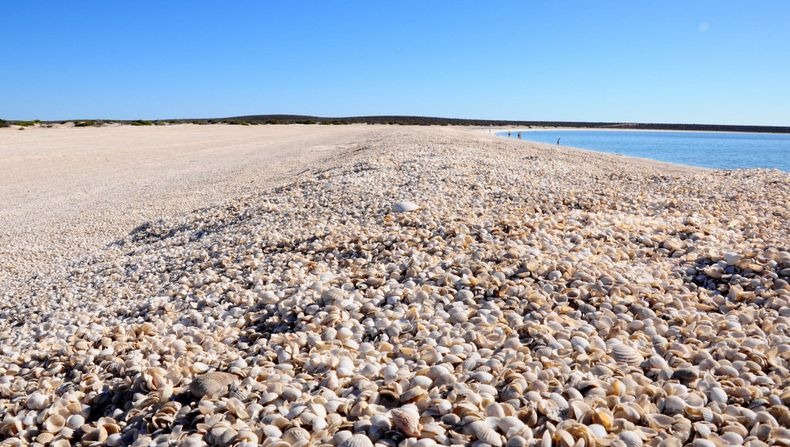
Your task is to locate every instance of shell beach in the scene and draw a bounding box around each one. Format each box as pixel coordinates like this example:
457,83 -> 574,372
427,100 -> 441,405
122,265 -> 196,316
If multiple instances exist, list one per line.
0,126 -> 788,447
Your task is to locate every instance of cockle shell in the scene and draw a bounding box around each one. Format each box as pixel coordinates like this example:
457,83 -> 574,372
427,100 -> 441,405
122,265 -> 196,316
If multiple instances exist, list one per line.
611,343 -> 644,365
468,420 -> 503,446
339,433 -> 374,447
391,406 -> 421,437
618,430 -> 644,447
44,414 -> 66,433
189,372 -> 238,398
282,427 -> 311,443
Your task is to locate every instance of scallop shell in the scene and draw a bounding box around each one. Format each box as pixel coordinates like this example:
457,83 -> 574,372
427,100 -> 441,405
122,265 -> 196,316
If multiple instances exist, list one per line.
611,343 -> 644,365
339,433 -> 374,447
189,371 -> 237,398
391,406 -> 422,437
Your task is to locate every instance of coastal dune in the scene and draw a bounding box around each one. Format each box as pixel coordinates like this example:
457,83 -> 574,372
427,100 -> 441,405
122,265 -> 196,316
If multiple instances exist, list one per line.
1,126 -> 788,446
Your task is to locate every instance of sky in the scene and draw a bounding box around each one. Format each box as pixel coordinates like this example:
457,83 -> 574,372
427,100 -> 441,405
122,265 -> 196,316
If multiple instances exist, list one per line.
1,1 -> 789,125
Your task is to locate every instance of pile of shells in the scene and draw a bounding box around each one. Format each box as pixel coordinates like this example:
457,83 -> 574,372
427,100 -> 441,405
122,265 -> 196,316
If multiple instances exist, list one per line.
1,128 -> 788,446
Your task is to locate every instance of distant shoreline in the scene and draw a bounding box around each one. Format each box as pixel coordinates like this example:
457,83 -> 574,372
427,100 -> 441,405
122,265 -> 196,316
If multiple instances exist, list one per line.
1,115 -> 788,134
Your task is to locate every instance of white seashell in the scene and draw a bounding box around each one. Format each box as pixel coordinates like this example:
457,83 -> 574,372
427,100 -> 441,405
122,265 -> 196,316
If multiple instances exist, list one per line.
27,392 -> 49,410
66,414 -> 85,430
391,406 -> 421,437
339,433 -> 374,447
392,201 -> 419,213
611,343 -> 644,365
332,430 -> 354,445
44,414 -> 66,433
469,419 -> 502,446
495,416 -> 525,437
618,430 -> 643,447
283,427 -> 311,443
588,423 -> 607,438
662,395 -> 687,415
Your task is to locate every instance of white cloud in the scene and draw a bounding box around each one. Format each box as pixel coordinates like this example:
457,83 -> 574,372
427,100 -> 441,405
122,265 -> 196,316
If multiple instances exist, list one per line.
698,22 -> 710,32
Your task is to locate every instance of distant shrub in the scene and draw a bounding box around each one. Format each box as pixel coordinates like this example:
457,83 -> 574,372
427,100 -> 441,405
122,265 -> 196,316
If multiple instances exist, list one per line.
13,120 -> 37,127
222,120 -> 250,126
74,120 -> 103,127
130,120 -> 154,126
0,119 -> 8,128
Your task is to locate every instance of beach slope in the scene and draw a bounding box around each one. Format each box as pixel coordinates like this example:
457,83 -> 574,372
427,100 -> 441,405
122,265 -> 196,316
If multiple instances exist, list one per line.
1,125 -> 788,446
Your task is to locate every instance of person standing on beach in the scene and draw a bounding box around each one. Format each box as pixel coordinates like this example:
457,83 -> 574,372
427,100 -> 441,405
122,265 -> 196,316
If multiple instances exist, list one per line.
557,138 -> 561,145
517,132 -> 521,139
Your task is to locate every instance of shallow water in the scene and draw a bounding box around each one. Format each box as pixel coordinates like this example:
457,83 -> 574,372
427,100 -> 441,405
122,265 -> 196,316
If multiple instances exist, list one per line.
498,129 -> 790,171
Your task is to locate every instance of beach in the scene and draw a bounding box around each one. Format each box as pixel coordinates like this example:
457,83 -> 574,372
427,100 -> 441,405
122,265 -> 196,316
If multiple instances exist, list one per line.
1,125 -> 788,446
0,124 -> 378,286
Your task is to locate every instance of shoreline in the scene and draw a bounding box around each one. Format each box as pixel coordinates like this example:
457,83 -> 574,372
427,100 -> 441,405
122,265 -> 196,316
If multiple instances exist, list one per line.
485,127 -> 788,172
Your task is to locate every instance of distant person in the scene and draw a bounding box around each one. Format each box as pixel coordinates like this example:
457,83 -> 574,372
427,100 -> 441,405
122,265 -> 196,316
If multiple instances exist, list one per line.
508,132 -> 511,137
517,132 -> 521,139
557,138 -> 561,145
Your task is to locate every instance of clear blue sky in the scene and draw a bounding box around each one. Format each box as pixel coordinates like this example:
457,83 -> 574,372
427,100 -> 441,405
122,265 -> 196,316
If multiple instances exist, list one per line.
2,1 -> 788,125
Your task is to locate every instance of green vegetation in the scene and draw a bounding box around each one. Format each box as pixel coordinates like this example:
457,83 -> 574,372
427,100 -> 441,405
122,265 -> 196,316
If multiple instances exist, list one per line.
11,120 -> 39,127
1,116 -> 788,134
74,120 -> 105,127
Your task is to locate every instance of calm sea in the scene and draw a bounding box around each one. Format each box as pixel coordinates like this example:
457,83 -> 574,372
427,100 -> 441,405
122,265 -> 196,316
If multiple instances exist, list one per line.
498,130 -> 790,171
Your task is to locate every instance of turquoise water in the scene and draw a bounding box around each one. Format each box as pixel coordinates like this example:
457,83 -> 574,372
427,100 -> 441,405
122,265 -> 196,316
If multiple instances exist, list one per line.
498,130 -> 790,171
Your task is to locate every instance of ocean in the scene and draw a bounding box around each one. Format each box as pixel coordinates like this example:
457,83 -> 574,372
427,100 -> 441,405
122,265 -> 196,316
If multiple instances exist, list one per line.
498,130 -> 790,171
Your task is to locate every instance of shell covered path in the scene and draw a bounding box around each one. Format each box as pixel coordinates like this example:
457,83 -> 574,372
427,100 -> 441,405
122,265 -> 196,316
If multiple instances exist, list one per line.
0,127 -> 788,447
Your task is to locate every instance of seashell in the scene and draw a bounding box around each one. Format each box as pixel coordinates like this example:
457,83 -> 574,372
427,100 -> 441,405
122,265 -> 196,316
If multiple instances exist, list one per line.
36,432 -> 55,444
66,414 -> 85,430
611,343 -> 644,365
468,420 -> 503,446
321,288 -> 345,303
588,423 -> 607,438
646,413 -> 675,430
392,201 -> 419,213
391,406 -> 421,437
592,408 -> 614,430
662,395 -> 686,415
189,372 -> 237,398
618,430 -> 643,447
339,433 -> 374,447
83,425 -> 109,443
150,401 -> 180,429
44,414 -> 66,433
537,398 -> 561,421
283,427 -> 311,443
27,392 -> 49,410
225,397 -> 249,418
207,425 -> 237,447
671,368 -> 699,382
